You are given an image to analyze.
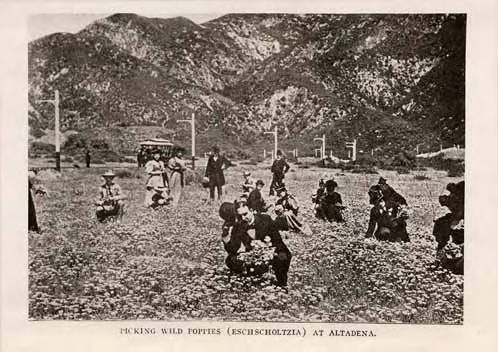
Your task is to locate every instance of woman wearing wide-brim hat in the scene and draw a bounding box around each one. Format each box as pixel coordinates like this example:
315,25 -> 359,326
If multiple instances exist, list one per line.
144,149 -> 166,207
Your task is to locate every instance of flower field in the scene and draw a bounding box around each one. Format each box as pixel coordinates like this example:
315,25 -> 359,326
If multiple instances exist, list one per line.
29,164 -> 463,323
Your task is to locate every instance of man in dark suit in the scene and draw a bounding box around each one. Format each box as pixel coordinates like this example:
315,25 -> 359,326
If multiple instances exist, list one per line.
269,150 -> 290,196
205,145 -> 230,201
234,201 -> 292,287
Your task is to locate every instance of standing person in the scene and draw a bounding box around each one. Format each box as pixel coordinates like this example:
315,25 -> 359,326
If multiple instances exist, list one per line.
270,150 -> 290,196
28,171 -> 46,232
95,170 -> 126,222
234,201 -> 292,287
137,147 -> 146,168
205,145 -> 230,201
144,149 -> 166,207
28,179 -> 39,232
85,149 -> 91,168
167,149 -> 187,207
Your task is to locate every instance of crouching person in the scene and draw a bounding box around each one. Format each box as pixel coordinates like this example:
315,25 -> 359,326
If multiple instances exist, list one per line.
95,170 -> 126,222
219,201 -> 269,276
274,186 -> 311,235
150,185 -> 171,209
365,184 -> 409,242
433,181 -> 464,274
235,201 -> 292,287
319,179 -> 345,222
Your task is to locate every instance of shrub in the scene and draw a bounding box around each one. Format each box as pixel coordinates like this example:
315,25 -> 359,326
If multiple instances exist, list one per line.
184,168 -> 204,186
115,169 -> 133,178
447,163 -> 464,177
30,142 -> 55,156
123,157 -> 137,164
396,167 -> 411,174
414,174 -> 431,181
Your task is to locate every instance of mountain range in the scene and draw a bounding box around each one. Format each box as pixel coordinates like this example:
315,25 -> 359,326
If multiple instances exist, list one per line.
28,13 -> 465,159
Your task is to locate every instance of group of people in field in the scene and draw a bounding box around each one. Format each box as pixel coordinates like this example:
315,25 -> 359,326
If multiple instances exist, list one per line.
29,145 -> 465,292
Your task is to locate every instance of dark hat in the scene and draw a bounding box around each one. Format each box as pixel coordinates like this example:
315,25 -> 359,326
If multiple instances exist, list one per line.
256,179 -> 265,186
276,149 -> 283,156
318,179 -> 325,186
219,202 -> 236,223
378,177 -> 387,185
325,179 -> 338,189
152,148 -> 161,154
212,145 -> 220,153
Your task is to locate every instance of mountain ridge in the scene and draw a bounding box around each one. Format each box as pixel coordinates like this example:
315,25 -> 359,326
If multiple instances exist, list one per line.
28,13 -> 465,159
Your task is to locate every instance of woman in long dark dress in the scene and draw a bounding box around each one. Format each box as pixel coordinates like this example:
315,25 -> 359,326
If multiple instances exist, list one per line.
205,145 -> 230,201
28,179 -> 39,232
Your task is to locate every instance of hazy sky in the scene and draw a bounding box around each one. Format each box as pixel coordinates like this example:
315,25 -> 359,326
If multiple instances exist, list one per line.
28,13 -> 223,41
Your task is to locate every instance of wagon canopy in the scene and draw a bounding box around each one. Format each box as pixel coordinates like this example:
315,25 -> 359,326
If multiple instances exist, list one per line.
139,138 -> 174,147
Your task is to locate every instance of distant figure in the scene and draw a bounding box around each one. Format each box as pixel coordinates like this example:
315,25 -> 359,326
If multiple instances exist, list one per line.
205,145 -> 230,201
137,147 -> 146,168
240,171 -> 256,200
366,183 -> 409,242
167,149 -> 187,207
270,150 -> 290,196
311,179 -> 326,217
85,149 -> 91,168
95,170 -> 126,222
247,180 -> 270,213
433,181 -> 464,274
317,180 -> 345,222
144,149 -> 167,207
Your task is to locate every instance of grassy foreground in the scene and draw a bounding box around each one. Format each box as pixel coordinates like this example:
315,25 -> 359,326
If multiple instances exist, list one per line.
29,163 -> 463,323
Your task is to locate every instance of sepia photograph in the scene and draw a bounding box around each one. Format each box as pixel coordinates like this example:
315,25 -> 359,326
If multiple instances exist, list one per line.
26,12 -> 466,324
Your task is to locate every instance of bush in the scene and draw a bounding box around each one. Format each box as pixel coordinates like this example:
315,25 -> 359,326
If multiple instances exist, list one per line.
447,163 -> 464,177
396,167 -> 411,174
30,142 -> 54,156
115,169 -> 134,178
184,168 -> 204,186
123,157 -> 137,164
414,174 -> 431,181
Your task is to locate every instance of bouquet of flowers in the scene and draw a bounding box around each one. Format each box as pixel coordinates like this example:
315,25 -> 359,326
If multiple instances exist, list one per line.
237,238 -> 275,275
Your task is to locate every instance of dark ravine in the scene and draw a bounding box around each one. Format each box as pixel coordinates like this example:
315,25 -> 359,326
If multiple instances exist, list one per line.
28,13 -> 465,159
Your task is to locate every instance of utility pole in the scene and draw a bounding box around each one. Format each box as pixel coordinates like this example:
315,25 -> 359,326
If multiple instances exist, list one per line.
36,89 -> 61,171
178,112 -> 196,170
314,134 -> 326,166
264,126 -> 278,157
346,138 -> 357,162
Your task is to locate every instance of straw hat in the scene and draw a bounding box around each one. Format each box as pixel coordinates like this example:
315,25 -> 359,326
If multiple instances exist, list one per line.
102,170 -> 116,178
243,171 -> 251,177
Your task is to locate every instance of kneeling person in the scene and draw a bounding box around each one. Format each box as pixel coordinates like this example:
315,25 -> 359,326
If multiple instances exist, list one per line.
95,171 -> 126,222
319,179 -> 345,222
235,201 -> 292,287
